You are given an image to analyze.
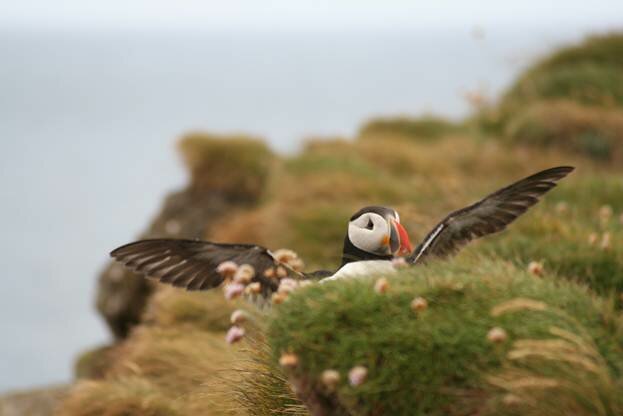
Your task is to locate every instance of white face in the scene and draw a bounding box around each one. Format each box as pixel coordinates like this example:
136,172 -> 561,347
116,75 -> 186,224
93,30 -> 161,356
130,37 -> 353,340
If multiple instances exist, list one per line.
348,212 -> 391,255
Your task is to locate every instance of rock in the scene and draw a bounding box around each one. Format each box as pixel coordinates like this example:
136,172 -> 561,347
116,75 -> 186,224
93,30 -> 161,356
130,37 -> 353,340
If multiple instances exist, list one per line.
96,135 -> 274,339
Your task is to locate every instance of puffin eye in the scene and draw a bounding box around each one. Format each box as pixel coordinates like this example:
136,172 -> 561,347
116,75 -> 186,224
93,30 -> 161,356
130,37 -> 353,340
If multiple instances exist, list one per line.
365,218 -> 374,230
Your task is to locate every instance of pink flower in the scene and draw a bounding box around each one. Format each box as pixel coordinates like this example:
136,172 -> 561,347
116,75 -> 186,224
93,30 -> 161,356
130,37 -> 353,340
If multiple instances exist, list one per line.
230,309 -> 248,325
279,353 -> 299,368
527,261 -> 543,277
224,283 -> 245,300
225,326 -> 245,344
216,261 -> 238,278
391,257 -> 408,269
245,282 -> 262,294
278,278 -> 299,293
410,297 -> 428,312
321,369 -> 340,389
374,277 -> 389,294
487,327 -> 508,343
348,366 -> 368,386
233,264 -> 255,284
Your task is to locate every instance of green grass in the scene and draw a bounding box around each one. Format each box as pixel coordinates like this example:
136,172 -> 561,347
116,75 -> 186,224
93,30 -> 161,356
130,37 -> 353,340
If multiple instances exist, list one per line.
475,33 -> 623,155
268,258 -> 623,415
503,100 -> 623,161
359,115 -> 461,141
177,133 -> 274,201
478,174 -> 623,299
506,63 -> 623,108
503,34 -> 623,111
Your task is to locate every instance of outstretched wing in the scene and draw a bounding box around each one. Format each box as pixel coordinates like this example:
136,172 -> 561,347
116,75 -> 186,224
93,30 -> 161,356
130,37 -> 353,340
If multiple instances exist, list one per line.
407,166 -> 574,264
110,239 -> 304,294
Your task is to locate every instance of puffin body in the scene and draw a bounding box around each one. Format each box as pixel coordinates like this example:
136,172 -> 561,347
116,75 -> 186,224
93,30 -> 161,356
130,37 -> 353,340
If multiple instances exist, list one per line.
321,260 -> 398,282
110,166 -> 574,299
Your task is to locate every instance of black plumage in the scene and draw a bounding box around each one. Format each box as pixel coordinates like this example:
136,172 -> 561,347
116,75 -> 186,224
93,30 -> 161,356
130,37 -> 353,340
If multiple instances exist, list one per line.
406,166 -> 575,264
110,240 -> 299,294
340,235 -> 393,265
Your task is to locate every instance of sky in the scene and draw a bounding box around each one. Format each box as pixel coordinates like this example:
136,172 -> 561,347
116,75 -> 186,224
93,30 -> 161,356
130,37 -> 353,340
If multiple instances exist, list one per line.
2,0 -> 623,33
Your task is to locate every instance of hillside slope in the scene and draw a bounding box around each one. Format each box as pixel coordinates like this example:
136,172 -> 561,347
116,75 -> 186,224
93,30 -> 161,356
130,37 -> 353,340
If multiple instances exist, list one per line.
57,33 -> 623,416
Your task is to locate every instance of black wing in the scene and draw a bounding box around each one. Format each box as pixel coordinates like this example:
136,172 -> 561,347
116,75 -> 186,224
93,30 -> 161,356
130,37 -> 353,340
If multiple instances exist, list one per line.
407,166 -> 574,264
110,239 -> 305,294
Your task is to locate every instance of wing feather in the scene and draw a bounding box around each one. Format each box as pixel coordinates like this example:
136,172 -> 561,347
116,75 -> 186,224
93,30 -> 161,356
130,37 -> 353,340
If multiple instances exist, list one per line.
407,166 -> 574,264
110,239 -> 305,294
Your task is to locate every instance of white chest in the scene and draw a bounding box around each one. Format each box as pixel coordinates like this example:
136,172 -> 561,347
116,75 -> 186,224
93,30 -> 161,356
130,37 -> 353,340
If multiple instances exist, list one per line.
320,260 -> 397,283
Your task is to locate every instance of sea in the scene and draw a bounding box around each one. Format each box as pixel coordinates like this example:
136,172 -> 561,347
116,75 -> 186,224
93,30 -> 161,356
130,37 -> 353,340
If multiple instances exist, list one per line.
0,24 -> 617,391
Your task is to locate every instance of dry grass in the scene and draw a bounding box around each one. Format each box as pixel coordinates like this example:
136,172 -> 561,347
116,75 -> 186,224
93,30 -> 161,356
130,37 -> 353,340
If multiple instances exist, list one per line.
227,335 -> 307,416
59,288 -> 245,416
486,300 -> 623,416
58,377 -> 183,416
505,100 -> 623,161
142,288 -> 236,333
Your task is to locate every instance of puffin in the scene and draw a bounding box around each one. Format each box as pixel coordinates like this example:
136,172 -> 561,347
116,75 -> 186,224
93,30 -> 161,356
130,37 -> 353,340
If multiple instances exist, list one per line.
110,166 -> 574,297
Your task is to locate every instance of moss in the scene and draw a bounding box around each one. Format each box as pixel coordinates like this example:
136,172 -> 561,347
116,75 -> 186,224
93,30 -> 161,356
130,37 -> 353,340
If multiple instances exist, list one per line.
268,259 -> 623,415
359,115 -> 461,141
178,133 -> 274,201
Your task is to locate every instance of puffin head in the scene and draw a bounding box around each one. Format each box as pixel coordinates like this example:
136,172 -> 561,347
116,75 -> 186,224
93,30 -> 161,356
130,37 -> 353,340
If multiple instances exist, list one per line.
343,206 -> 413,264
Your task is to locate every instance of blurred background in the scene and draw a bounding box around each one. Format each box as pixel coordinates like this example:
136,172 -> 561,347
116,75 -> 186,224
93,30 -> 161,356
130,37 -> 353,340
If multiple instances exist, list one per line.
0,0 -> 622,401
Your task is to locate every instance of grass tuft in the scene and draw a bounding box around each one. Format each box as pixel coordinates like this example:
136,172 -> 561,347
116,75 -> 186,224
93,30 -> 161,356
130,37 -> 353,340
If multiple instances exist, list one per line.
57,377 -> 183,416
267,258 -> 623,415
504,100 -> 623,161
486,310 -> 623,416
359,115 -> 461,141
178,133 -> 274,201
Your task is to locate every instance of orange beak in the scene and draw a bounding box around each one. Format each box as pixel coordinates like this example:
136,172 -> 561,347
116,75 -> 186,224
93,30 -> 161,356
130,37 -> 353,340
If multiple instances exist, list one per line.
389,219 -> 413,256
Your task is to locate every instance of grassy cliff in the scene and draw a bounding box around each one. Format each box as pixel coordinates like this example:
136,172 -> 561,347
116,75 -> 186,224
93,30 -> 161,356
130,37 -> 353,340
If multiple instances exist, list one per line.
270,259 -> 623,415
58,33 -> 623,416
476,33 -> 623,163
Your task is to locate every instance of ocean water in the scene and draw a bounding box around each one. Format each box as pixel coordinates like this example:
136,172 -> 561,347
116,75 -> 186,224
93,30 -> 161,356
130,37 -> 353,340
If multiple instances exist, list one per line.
0,25 -> 608,391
